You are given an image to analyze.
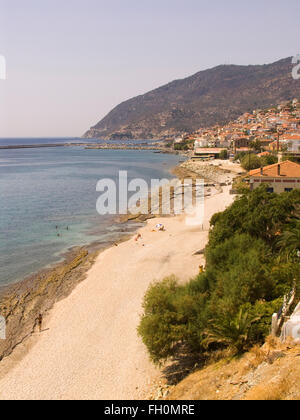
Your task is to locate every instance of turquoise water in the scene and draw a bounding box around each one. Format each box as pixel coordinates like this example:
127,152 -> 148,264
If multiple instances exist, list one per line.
0,145 -> 182,286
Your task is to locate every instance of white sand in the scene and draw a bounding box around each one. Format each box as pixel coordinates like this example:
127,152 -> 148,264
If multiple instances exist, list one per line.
0,187 -> 234,400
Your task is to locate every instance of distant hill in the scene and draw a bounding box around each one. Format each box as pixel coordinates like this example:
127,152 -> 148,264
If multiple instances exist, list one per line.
83,57 -> 300,140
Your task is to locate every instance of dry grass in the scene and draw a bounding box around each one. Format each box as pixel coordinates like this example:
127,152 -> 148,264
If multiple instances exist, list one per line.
167,341 -> 300,401
244,374 -> 292,401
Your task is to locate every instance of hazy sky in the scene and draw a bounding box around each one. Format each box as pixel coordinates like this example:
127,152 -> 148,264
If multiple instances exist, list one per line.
0,0 -> 299,138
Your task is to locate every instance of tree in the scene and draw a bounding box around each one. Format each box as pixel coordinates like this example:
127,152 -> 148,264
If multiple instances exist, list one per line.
203,308 -> 260,354
250,140 -> 263,153
277,220 -> 300,259
219,149 -> 228,160
241,154 -> 261,171
260,154 -> 277,166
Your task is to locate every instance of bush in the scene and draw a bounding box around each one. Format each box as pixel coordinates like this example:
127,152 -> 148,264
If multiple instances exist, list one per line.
241,154 -> 261,171
240,153 -> 278,171
138,276 -> 207,363
260,154 -> 277,166
219,150 -> 228,160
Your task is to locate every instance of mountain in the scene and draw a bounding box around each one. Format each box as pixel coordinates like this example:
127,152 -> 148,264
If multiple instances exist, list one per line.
83,57 -> 300,140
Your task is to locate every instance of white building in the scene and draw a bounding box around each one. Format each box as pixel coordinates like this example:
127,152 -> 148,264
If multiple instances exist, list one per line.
194,137 -> 209,148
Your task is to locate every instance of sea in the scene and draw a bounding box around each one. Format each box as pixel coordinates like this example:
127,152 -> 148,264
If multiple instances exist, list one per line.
0,138 -> 183,287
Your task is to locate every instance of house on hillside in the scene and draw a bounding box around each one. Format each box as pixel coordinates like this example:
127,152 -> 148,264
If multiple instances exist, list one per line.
174,136 -> 184,144
194,137 -> 209,148
268,135 -> 300,158
280,135 -> 300,156
231,137 -> 251,152
248,160 -> 300,193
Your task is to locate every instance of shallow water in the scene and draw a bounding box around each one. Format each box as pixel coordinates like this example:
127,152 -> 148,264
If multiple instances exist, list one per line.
0,144 -> 182,286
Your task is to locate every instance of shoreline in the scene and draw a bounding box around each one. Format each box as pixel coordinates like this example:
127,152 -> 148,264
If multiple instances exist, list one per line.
0,158 -> 186,362
0,185 -> 235,400
0,158 -> 240,400
0,219 -> 147,362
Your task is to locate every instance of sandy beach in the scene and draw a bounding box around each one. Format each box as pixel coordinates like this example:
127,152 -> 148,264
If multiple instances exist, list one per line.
0,186 -> 234,400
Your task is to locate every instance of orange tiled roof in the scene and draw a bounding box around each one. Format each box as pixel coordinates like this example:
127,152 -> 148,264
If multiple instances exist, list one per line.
280,135 -> 300,141
249,160 -> 300,178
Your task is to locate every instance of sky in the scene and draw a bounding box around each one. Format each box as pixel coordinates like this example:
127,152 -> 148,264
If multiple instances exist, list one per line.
0,0 -> 299,138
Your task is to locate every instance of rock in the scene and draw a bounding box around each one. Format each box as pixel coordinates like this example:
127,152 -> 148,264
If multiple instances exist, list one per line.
266,351 -> 286,364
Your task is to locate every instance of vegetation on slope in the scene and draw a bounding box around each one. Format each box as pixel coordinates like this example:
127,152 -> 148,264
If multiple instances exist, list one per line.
138,187 -> 300,365
234,152 -> 278,171
166,337 -> 300,400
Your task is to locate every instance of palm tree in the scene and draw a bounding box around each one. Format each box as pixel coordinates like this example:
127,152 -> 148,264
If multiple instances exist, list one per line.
202,309 -> 260,354
277,220 -> 300,258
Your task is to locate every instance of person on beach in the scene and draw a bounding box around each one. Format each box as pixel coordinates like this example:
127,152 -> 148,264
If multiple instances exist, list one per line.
37,314 -> 43,333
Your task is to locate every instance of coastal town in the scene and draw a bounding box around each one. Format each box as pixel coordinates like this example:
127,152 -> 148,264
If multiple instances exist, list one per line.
174,98 -> 300,160
86,98 -> 300,193
171,98 -> 300,194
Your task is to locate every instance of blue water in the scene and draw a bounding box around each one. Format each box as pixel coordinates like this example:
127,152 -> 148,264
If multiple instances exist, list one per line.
0,145 -> 182,286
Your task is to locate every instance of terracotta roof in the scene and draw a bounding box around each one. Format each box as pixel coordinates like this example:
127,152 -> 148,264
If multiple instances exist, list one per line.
280,135 -> 300,141
249,160 -> 300,178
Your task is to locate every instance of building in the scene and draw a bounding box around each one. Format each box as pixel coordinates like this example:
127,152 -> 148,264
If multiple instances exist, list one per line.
194,148 -> 227,160
232,137 -> 251,152
194,137 -> 209,148
174,136 -> 184,144
279,135 -> 300,157
268,134 -> 300,158
248,160 -> 300,193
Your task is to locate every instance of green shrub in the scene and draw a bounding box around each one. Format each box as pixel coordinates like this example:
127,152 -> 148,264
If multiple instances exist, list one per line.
241,154 -> 261,171
138,276 -> 207,364
260,154 -> 277,166
219,149 -> 228,160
